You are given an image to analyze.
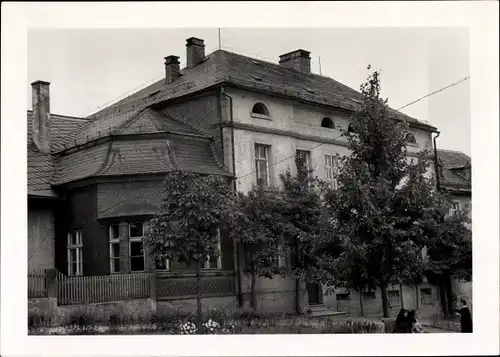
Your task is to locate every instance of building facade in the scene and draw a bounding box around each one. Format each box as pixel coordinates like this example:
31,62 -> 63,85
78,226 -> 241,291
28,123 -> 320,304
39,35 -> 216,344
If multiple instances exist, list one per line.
28,36 -> 448,317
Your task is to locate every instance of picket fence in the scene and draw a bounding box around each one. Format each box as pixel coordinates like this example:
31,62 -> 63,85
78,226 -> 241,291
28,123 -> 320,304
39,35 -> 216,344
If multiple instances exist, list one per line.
28,269 -> 154,305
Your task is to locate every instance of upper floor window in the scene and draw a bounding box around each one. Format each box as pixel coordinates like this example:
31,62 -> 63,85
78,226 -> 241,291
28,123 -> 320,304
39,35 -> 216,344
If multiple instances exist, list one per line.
321,117 -> 335,129
388,289 -> 401,307
109,224 -> 120,274
449,201 -> 461,218
324,154 -> 338,189
67,230 -> 83,276
405,132 -> 417,144
255,143 -> 271,186
420,288 -> 432,305
129,222 -> 145,272
296,150 -> 312,175
251,102 -> 270,117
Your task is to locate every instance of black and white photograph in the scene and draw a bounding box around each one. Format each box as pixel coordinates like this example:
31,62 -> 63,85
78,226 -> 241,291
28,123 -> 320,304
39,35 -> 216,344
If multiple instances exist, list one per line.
1,2 -> 498,357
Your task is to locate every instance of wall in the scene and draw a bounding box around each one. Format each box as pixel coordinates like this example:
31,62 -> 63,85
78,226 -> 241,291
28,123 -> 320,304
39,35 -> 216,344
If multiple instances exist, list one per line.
224,87 -> 434,194
157,296 -> 237,314
28,200 -> 55,270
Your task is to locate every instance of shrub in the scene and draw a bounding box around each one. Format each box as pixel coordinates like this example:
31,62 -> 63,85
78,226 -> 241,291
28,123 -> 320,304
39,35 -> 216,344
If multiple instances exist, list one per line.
28,307 -> 53,327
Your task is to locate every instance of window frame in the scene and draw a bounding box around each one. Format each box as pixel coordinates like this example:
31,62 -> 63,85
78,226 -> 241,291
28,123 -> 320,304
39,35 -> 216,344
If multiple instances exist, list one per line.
420,288 -> 433,305
449,201 -> 461,218
204,228 -> 222,270
109,224 -> 120,274
296,149 -> 313,175
362,291 -> 376,300
254,143 -> 271,187
128,222 -> 146,273
250,102 -> 271,119
324,153 -> 339,189
321,117 -> 335,129
388,289 -> 401,307
67,230 -> 83,277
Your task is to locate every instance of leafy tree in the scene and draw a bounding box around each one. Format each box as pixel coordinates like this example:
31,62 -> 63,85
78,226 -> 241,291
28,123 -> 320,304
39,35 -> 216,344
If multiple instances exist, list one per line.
278,154 -> 329,313
144,172 -> 236,329
421,197 -> 472,316
230,185 -> 286,312
323,67 -> 435,317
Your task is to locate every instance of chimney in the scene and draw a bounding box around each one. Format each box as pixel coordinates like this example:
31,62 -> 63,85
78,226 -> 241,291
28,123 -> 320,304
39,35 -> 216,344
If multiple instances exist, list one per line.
31,81 -> 51,153
279,49 -> 311,74
164,55 -> 181,84
186,37 -> 205,68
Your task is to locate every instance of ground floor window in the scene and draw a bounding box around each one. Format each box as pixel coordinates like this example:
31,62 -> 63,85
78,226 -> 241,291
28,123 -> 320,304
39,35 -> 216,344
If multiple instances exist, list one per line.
129,222 -> 145,272
156,258 -> 170,271
109,224 -> 120,273
388,289 -> 401,307
363,291 -> 376,300
204,228 -> 222,269
420,288 -> 433,305
67,230 -> 83,276
336,293 -> 350,301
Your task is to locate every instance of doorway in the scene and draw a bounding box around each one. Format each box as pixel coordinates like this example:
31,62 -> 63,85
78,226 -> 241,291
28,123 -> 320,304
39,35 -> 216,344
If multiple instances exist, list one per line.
307,282 -> 322,305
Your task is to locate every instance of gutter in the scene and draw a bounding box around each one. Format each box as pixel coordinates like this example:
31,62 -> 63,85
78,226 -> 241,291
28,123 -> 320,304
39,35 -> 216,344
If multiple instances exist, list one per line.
433,131 -> 441,191
220,87 -> 243,308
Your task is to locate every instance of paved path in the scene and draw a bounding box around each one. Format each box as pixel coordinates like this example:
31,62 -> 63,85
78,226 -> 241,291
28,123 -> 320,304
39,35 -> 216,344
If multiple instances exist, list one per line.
423,325 -> 458,333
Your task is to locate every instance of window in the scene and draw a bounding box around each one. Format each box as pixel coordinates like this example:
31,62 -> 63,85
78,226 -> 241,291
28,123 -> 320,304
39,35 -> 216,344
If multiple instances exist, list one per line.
321,117 -> 335,129
348,124 -> 355,133
420,288 -> 432,305
363,291 -> 376,300
251,102 -> 270,117
204,228 -> 222,269
129,222 -> 145,272
255,143 -> 270,186
449,201 -> 461,218
109,224 -> 120,274
324,154 -> 339,189
156,257 -> 170,271
405,132 -> 417,144
388,290 -> 401,307
67,230 -> 83,276
336,293 -> 350,301
296,150 -> 312,174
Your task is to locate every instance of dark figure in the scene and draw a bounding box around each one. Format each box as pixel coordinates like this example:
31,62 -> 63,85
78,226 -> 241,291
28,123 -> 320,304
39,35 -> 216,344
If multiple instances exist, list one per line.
394,309 -> 412,333
409,309 -> 424,333
454,299 -> 473,333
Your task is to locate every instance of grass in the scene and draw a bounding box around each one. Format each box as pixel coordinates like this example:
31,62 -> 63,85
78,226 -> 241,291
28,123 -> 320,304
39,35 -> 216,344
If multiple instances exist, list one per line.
28,306 -> 384,335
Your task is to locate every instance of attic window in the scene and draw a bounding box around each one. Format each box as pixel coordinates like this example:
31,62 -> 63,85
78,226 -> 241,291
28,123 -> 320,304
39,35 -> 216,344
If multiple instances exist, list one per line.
251,75 -> 263,81
321,117 -> 335,129
251,102 -> 270,117
405,132 -> 417,144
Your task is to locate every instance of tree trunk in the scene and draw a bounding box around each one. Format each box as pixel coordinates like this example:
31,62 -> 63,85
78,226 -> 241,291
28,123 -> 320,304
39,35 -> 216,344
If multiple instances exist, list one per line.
295,277 -> 301,314
251,266 -> 257,313
196,258 -> 202,330
381,285 -> 389,318
415,283 -> 419,310
359,287 -> 365,317
445,275 -> 454,315
438,280 -> 448,316
399,283 -> 404,309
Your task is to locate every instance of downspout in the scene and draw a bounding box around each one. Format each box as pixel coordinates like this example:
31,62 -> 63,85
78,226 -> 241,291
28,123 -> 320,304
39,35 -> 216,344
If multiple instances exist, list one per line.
433,131 -> 441,191
220,87 -> 243,307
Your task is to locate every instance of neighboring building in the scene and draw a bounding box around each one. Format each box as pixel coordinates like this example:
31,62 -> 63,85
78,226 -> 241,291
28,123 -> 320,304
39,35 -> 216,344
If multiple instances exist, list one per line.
28,36 -> 442,317
436,149 -> 472,305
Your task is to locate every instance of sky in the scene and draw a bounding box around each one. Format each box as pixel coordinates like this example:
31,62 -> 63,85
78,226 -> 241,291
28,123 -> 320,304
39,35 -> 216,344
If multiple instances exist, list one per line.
27,28 -> 470,155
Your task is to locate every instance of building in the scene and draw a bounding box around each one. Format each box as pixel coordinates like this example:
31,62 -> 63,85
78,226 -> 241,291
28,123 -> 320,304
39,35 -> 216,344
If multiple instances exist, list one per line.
28,36 -> 443,317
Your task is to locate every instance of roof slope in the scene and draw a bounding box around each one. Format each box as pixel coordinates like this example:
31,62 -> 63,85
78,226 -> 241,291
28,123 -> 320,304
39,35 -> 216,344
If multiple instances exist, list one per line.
61,49 -> 434,151
437,149 -> 471,192
27,112 -> 90,197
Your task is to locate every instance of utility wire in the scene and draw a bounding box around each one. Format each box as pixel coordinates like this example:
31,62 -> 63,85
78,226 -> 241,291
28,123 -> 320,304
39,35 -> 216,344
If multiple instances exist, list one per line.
396,76 -> 470,111
236,75 -> 471,182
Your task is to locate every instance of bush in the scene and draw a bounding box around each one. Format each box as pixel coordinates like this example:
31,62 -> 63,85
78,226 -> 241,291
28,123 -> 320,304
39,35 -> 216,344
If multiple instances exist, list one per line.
28,307 -> 53,327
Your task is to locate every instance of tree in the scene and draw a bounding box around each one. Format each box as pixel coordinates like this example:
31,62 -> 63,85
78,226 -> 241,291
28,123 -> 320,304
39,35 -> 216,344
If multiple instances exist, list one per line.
278,154 -> 329,313
323,67 -> 435,317
144,171 -> 236,329
421,197 -> 472,316
230,185 -> 286,312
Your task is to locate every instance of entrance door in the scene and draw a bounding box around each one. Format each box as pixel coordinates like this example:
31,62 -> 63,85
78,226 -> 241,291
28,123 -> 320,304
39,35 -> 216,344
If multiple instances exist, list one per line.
307,282 -> 321,305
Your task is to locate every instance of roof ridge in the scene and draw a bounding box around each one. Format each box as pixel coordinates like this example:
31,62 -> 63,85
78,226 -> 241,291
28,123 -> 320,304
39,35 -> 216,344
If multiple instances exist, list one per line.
27,110 -> 90,121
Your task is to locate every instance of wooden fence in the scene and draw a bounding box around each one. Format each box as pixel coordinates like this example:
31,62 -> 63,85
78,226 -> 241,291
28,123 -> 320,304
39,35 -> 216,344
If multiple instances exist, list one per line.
28,269 -> 154,306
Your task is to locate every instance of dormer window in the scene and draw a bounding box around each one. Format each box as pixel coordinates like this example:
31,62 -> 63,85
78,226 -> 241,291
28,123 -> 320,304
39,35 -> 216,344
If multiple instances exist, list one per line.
251,102 -> 271,120
321,117 -> 335,129
405,132 -> 417,144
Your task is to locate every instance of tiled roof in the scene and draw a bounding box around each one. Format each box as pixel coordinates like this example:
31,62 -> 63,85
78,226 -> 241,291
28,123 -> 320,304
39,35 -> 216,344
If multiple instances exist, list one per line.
27,111 -> 90,197
437,149 -> 471,192
60,49 -> 435,151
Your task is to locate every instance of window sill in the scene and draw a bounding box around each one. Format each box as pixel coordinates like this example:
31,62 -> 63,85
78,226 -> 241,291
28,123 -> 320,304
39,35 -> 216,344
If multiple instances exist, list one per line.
250,113 -> 272,121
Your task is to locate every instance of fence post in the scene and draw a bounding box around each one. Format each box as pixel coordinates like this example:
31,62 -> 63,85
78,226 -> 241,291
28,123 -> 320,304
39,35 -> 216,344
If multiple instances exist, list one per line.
149,273 -> 157,311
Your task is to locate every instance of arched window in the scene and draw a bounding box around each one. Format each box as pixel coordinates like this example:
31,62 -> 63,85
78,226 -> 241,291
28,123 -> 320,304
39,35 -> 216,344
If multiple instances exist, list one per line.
405,132 -> 417,144
251,103 -> 270,117
321,117 -> 335,129
348,124 -> 355,133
